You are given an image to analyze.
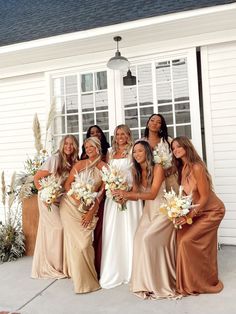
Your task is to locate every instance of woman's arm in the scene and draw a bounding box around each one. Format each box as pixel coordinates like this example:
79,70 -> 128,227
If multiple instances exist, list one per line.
34,170 -> 50,190
114,164 -> 165,201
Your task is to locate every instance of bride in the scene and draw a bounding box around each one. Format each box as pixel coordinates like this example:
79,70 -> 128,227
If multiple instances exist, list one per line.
99,125 -> 143,289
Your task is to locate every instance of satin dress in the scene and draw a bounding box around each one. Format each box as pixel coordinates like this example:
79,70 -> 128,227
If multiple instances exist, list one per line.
176,164 -> 225,295
100,153 -> 143,289
60,167 -> 102,293
31,154 -> 66,279
131,182 -> 178,299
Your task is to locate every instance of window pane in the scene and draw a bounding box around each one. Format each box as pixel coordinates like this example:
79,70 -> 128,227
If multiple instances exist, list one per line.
172,58 -> 188,80
95,71 -> 107,90
66,95 -> 78,114
124,87 -> 137,108
65,75 -> 77,94
156,61 -> 171,83
168,126 -> 174,138
140,107 -> 153,128
53,116 -> 65,134
173,80 -> 189,102
81,73 -> 93,92
176,124 -> 191,138
131,129 -> 139,141
156,83 -> 172,104
175,102 -> 190,124
158,105 -> 173,125
137,64 -> 152,85
67,115 -> 79,133
96,112 -> 109,130
81,93 -> 93,112
139,85 -> 153,106
82,114 -> 94,132
95,91 -> 108,110
55,97 -> 65,114
53,78 -> 64,96
125,108 -> 138,128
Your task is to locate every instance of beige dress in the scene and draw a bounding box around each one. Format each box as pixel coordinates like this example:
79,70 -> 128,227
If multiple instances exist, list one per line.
60,167 -> 102,293
131,182 -> 177,299
31,154 -> 66,279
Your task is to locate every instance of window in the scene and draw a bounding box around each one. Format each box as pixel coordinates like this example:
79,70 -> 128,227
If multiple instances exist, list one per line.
123,58 -> 191,140
52,71 -> 109,149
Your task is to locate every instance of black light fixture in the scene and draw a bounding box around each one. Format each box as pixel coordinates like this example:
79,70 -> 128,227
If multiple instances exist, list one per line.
123,69 -> 136,86
107,36 -> 130,70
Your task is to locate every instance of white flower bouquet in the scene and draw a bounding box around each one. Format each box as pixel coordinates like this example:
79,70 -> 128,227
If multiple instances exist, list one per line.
153,141 -> 172,169
101,165 -> 130,211
67,170 -> 98,213
39,175 -> 63,211
160,186 -> 197,228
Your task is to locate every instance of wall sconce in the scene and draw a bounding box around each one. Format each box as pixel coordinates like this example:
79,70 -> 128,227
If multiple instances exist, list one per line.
107,36 -> 130,70
123,69 -> 136,86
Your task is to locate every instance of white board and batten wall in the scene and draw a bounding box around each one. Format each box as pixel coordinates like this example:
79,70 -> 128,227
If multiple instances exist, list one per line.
201,41 -> 236,245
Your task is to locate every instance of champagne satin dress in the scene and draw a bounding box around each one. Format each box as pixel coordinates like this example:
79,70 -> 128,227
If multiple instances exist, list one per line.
177,164 -> 225,295
31,154 -> 66,279
60,167 -> 102,293
131,183 -> 178,299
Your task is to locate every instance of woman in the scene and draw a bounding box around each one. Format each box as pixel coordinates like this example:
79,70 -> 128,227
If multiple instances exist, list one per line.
80,125 -> 110,278
31,135 -> 79,279
60,137 -> 106,293
99,125 -> 143,289
80,125 -> 110,162
171,136 -> 225,295
143,113 -> 178,193
113,141 -> 177,299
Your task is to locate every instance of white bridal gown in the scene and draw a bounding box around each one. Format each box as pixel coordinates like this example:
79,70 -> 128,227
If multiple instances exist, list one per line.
100,154 -> 143,289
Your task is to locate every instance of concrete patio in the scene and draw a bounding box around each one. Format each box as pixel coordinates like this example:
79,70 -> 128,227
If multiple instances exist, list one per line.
0,245 -> 236,314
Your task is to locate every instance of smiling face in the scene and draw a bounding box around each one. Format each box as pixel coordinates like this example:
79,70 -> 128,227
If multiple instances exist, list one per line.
84,140 -> 98,159
89,126 -> 102,140
115,128 -> 129,146
147,115 -> 162,133
171,140 -> 186,159
133,143 -> 146,164
63,137 -> 75,156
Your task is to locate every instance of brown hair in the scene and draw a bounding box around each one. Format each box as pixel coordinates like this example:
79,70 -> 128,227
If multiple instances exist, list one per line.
171,136 -> 213,189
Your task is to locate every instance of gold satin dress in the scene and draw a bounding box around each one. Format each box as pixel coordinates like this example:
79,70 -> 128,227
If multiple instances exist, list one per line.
131,183 -> 177,299
60,167 -> 102,293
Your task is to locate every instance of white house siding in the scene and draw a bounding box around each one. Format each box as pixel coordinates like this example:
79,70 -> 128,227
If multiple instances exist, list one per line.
201,41 -> 236,245
0,72 -> 47,221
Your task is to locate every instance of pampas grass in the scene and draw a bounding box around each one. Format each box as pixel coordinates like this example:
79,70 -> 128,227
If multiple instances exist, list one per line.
44,98 -> 56,148
33,113 -> 43,155
0,172 -> 25,262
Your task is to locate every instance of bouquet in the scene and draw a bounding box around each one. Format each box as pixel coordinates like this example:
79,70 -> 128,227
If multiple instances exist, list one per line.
160,186 -> 197,228
39,175 -> 63,211
67,170 -> 98,213
153,141 -> 172,169
101,164 -> 130,211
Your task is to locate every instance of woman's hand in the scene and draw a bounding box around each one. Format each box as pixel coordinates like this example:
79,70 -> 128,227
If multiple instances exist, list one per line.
81,210 -> 94,228
175,210 -> 195,227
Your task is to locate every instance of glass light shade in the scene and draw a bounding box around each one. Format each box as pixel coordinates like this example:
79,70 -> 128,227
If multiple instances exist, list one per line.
107,51 -> 130,70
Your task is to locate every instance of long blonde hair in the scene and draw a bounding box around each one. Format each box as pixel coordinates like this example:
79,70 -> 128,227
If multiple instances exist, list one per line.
57,135 -> 79,175
171,136 -> 213,190
111,124 -> 133,157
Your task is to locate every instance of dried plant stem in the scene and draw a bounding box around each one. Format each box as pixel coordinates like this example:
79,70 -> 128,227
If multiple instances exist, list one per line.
1,171 -> 6,223
44,98 -> 56,148
33,113 -> 43,155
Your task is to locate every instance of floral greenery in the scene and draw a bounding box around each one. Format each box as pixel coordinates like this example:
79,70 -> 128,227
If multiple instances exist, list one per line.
0,172 -> 25,263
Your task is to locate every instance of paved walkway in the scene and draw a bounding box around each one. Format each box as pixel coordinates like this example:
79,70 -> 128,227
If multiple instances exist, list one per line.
0,245 -> 236,314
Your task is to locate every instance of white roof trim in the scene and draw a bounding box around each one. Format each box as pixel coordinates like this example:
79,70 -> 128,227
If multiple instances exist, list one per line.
1,2 -> 236,53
